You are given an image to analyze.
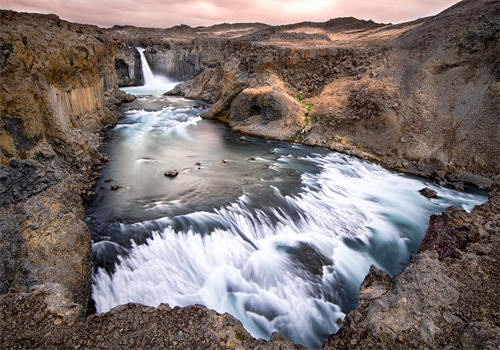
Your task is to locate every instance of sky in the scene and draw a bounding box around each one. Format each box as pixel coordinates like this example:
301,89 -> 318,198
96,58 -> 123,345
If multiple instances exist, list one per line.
2,0 -> 461,28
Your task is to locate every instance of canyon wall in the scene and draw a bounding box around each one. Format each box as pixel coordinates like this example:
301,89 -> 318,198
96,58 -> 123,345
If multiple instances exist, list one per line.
114,46 -> 144,86
0,10 -> 132,320
0,11 -> 126,165
144,40 -> 224,81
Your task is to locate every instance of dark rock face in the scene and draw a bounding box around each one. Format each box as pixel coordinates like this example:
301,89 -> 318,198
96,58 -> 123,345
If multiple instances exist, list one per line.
0,154 -> 92,317
144,39 -> 229,81
114,47 -> 144,86
115,58 -> 131,84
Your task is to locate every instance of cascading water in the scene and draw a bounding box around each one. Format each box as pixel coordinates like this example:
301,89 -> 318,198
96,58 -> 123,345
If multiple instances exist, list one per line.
138,47 -> 155,85
87,53 -> 487,349
121,47 -> 178,96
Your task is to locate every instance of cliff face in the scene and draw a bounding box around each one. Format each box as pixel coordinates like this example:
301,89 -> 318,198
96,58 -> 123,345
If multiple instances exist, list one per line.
107,22 -> 270,83
114,46 -> 144,86
144,39 -> 229,81
0,10 -> 124,165
0,10 -> 132,319
162,0 -> 499,188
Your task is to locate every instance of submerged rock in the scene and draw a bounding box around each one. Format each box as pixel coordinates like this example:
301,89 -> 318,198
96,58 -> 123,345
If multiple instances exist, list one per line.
419,187 -> 438,199
110,184 -> 120,191
164,170 -> 179,177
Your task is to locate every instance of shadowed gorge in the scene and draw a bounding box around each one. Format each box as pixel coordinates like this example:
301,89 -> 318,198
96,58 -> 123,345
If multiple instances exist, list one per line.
0,1 -> 499,349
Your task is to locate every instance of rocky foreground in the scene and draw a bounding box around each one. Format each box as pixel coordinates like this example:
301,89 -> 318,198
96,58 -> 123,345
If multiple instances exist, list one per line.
0,0 -> 499,349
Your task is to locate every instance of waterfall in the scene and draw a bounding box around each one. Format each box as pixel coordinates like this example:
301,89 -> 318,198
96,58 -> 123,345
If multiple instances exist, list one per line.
137,47 -> 155,86
121,48 -> 178,96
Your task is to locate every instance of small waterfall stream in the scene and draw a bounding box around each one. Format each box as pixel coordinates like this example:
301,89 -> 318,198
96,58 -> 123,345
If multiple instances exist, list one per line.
87,50 -> 488,349
122,47 -> 178,96
137,47 -> 155,85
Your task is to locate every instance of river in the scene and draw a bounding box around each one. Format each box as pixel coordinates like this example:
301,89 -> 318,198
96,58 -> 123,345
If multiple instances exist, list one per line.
86,49 -> 487,349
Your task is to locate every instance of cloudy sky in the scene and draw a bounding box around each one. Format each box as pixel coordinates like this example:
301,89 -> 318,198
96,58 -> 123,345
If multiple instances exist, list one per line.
2,0 -> 461,28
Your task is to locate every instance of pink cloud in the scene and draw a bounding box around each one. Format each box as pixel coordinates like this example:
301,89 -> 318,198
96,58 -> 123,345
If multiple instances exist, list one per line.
1,0 -> 461,27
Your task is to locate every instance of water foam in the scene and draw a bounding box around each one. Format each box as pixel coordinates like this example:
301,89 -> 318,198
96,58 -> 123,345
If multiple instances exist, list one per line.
92,149 -> 486,349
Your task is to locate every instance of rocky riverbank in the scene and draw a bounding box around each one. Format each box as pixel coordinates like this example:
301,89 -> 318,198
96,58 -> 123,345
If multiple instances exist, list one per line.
0,9 -> 134,319
323,185 -> 499,349
1,0 -> 499,349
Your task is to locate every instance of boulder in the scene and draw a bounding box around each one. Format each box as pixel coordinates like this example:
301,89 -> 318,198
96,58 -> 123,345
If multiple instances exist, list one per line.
419,187 -> 438,199
164,170 -> 179,177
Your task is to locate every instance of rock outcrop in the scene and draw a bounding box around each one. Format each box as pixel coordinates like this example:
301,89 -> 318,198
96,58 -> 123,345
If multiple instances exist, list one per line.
1,291 -> 305,349
114,46 -> 144,86
323,185 -> 499,349
0,10 -> 132,319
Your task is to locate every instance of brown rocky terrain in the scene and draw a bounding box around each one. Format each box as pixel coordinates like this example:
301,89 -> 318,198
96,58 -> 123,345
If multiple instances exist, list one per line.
0,0 -> 499,349
0,9 -> 134,321
146,0 -> 499,189
323,185 -> 499,349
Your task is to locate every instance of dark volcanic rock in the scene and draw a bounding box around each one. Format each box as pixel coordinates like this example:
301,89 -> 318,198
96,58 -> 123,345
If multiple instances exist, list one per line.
164,170 -> 179,177
114,46 -> 144,87
419,187 -> 438,199
0,289 -> 305,349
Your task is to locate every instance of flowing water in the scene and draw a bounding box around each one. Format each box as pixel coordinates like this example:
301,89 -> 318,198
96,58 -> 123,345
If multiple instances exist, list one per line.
119,48 -> 179,96
87,51 -> 487,349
